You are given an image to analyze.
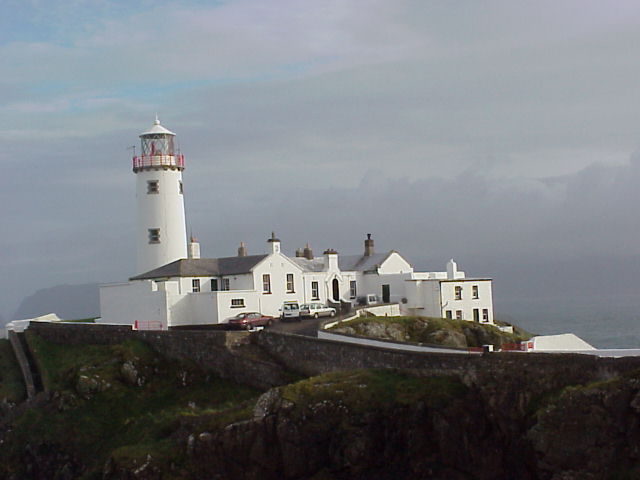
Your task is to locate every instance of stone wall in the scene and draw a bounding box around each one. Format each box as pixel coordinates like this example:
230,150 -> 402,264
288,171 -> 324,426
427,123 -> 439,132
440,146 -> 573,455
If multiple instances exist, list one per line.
28,322 -> 291,390
26,322 -> 640,395
252,329 -> 640,392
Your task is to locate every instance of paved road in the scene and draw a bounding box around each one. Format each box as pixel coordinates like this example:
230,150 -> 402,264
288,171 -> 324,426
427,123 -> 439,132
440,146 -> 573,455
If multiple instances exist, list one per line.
269,316 -> 326,337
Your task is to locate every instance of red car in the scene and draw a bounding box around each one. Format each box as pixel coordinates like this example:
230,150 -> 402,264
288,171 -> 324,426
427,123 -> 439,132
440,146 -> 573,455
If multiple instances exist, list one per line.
226,312 -> 274,330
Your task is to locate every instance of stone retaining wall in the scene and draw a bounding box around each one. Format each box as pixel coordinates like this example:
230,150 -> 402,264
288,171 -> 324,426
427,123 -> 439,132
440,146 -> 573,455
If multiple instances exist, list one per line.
28,322 -> 290,390
25,322 -> 640,395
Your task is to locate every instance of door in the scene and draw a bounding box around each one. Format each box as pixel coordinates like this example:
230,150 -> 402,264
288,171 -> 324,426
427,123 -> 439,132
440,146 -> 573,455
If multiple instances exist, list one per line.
332,279 -> 340,301
382,284 -> 390,303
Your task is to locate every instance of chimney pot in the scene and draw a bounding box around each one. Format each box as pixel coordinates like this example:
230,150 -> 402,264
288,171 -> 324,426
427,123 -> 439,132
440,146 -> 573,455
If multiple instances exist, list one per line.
303,243 -> 314,260
364,234 -> 374,256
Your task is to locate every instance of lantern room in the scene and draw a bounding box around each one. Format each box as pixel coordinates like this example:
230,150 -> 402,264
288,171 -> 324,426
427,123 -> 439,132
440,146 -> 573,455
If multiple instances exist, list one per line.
133,116 -> 184,172
140,116 -> 175,156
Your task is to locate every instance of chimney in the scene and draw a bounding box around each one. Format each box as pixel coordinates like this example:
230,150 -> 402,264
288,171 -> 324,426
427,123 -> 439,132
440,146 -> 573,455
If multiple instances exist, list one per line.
364,233 -> 374,256
323,248 -> 339,271
237,241 -> 247,257
267,231 -> 281,254
303,243 -> 314,260
446,259 -> 457,280
188,236 -> 200,259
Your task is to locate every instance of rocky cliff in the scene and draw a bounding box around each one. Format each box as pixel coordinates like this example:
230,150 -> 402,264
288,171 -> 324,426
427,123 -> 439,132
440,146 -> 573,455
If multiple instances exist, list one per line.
2,333 -> 640,479
330,315 -> 530,349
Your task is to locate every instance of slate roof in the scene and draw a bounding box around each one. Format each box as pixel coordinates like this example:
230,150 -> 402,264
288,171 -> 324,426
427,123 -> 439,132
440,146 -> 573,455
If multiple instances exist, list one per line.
291,252 -> 395,273
339,253 -> 393,272
130,254 -> 268,280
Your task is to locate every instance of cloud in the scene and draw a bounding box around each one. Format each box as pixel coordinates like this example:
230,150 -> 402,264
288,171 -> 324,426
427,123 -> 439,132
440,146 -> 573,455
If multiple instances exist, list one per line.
3,0 -> 640,320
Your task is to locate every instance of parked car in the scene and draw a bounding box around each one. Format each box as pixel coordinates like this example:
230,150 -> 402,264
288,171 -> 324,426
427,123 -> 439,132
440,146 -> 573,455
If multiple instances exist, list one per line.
300,303 -> 336,319
226,312 -> 274,330
280,301 -> 301,322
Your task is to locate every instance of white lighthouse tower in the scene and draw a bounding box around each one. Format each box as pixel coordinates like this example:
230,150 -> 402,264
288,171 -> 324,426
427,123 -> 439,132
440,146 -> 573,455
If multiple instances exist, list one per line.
133,117 -> 187,275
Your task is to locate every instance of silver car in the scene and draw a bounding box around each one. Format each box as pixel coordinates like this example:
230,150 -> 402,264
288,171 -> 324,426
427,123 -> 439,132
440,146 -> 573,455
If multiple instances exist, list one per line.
300,303 -> 336,319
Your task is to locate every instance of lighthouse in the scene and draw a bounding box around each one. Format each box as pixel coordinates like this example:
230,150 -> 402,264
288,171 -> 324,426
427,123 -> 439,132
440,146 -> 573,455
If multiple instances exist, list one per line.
133,117 -> 187,275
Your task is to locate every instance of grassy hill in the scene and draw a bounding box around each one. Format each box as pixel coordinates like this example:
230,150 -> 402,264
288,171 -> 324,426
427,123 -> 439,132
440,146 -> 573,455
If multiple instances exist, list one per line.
0,333 -> 259,479
329,315 -> 532,348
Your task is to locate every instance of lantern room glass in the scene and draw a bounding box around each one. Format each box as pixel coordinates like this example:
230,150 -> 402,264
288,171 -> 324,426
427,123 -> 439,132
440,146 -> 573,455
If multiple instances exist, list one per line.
141,134 -> 175,156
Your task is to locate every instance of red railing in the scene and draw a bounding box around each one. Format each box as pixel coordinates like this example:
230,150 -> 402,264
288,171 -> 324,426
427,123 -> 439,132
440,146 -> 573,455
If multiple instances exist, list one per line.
133,154 -> 185,170
133,320 -> 165,331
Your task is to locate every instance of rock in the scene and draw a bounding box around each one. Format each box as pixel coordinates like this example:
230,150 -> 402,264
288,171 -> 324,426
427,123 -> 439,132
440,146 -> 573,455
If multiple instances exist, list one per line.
76,375 -> 100,399
54,391 -> 80,411
121,361 -> 144,386
186,434 -> 195,456
254,388 -> 292,419
426,329 -> 467,348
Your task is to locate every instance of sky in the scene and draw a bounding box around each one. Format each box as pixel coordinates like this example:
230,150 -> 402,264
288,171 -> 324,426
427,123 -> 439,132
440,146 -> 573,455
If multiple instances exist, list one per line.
2,0 -> 640,323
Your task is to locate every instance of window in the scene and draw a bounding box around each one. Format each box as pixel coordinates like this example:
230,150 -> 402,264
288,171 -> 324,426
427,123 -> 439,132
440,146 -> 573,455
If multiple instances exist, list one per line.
350,280 -> 357,299
311,281 -> 319,300
286,274 -> 295,293
147,180 -> 159,194
455,286 -> 462,300
192,279 -> 200,293
210,279 -> 218,291
456,310 -> 463,320
473,308 -> 480,322
148,228 -> 160,244
262,274 -> 271,293
231,298 -> 245,308
221,278 -> 230,291
446,310 -> 452,319
482,309 -> 489,322
179,180 -> 183,194
472,285 -> 479,299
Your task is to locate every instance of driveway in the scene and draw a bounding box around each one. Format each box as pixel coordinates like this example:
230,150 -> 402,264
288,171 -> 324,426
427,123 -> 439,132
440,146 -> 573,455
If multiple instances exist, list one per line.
269,316 -> 326,337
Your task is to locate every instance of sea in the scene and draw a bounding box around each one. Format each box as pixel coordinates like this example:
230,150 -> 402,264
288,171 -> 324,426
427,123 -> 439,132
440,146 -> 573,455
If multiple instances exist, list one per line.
496,293 -> 640,349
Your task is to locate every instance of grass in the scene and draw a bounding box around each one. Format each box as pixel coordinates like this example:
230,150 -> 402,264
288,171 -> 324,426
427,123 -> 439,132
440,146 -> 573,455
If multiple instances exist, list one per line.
280,369 -> 467,415
1,333 -> 261,479
330,315 -> 531,347
0,339 -> 26,403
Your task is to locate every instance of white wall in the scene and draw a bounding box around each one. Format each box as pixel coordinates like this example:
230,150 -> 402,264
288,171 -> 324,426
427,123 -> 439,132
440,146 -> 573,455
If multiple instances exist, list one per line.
358,272 -> 413,304
252,253 -> 305,317
405,279 -> 442,317
100,281 -> 169,327
377,252 -> 413,275
135,168 -> 187,275
440,279 -> 494,323
177,273 -> 254,294
215,290 -> 262,322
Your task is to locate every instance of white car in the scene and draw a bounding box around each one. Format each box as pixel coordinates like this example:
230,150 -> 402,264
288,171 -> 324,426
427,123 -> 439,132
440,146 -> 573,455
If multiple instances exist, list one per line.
300,303 -> 336,319
280,301 -> 301,322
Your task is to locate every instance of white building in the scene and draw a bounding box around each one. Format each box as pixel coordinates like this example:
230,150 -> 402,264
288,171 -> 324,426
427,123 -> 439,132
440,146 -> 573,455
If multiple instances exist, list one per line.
99,120 -> 495,329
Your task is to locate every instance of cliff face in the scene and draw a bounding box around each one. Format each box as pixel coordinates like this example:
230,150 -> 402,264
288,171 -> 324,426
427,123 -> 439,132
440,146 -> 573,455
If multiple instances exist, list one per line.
3,333 -> 640,479
183,371 -> 508,480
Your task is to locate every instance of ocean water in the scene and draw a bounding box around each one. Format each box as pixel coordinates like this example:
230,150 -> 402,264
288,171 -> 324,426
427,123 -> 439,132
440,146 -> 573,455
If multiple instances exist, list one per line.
495,294 -> 640,349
